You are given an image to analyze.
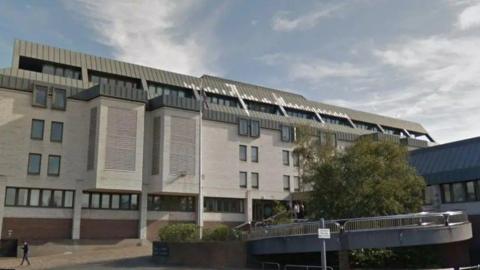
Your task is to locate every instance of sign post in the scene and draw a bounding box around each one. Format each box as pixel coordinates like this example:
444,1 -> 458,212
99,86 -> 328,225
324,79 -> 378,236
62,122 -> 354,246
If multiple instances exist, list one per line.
318,218 -> 330,270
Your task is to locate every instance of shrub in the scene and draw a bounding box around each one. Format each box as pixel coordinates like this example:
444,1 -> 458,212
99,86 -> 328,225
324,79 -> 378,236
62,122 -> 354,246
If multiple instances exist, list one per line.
203,225 -> 238,241
158,223 -> 199,242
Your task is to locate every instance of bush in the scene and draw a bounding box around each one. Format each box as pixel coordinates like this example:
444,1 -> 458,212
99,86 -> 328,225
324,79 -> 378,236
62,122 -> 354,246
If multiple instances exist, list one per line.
158,223 -> 199,242
203,225 -> 238,241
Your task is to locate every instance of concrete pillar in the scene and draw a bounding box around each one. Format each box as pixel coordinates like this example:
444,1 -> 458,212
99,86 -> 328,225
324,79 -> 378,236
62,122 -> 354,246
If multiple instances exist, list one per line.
245,191 -> 253,223
139,184 -> 148,240
0,175 -> 6,239
71,179 -> 84,240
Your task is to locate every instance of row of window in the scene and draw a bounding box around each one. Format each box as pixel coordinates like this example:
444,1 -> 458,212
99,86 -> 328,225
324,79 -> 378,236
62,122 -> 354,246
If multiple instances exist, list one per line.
147,195 -> 196,212
27,153 -> 61,176
206,93 -> 240,108
245,100 -> 281,115
31,119 -> 63,142
33,85 -> 67,110
148,82 -> 194,99
90,71 -> 141,89
239,171 -> 259,189
42,64 -> 81,80
5,187 -> 74,208
82,192 -> 139,210
238,119 -> 260,137
353,120 -> 379,131
204,197 -> 244,213
440,180 -> 480,204
239,145 -> 258,162
283,175 -> 300,191
281,126 -> 296,142
286,108 -> 317,120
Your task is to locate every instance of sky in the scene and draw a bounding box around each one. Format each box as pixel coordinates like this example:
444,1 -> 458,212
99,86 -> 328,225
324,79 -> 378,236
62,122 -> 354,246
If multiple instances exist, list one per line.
0,0 -> 479,143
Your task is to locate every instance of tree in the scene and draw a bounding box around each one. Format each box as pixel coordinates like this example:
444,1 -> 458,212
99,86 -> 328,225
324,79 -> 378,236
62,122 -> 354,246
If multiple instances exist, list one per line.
297,135 -> 425,219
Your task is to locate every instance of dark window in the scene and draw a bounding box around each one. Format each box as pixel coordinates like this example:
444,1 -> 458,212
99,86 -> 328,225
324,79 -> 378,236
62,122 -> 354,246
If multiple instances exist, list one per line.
251,146 -> 259,162
120,194 -> 130,209
453,182 -> 466,202
19,57 -> 81,80
51,122 -> 64,142
285,108 -> 317,120
5,188 -> 16,206
204,197 -> 244,213
33,85 -> 48,107
147,195 -> 195,212
31,119 -> 44,140
294,176 -> 300,191
89,70 -> 141,89
245,100 -> 279,115
283,175 -> 291,191
251,172 -> 259,189
321,115 -> 351,127
282,150 -> 290,166
206,93 -> 239,107
466,181 -> 476,201
52,88 -> 66,110
281,126 -> 292,142
28,153 -> 42,175
250,120 -> 260,137
4,187 -> 75,208
240,171 -> 247,188
239,119 -> 249,136
47,155 -> 61,176
441,184 -> 452,203
239,145 -> 247,161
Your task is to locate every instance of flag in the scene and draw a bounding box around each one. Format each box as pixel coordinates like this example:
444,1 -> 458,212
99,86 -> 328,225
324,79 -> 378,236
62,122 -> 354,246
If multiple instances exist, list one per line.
200,87 -> 209,110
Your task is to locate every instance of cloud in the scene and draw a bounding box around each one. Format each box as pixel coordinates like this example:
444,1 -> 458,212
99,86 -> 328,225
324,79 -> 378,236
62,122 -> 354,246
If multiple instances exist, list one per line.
457,1 -> 480,30
271,3 -> 345,32
67,0 -> 221,76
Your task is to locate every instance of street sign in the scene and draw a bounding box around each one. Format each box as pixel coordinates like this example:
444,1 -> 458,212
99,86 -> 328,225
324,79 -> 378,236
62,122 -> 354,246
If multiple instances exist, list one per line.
318,228 -> 330,239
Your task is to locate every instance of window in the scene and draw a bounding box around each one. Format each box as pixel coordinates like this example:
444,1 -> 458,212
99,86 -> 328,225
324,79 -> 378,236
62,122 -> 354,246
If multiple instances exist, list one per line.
5,188 -> 16,206
204,197 -> 244,213
111,194 -> 120,209
82,193 -> 90,208
17,189 -> 28,206
240,171 -> 247,188
294,176 -> 300,192
251,172 -> 259,189
293,152 -> 300,167
131,194 -> 138,209
50,122 -> 64,142
52,190 -> 63,207
239,119 -> 249,136
120,194 -> 130,209
64,191 -> 74,208
283,175 -> 290,191
28,153 -> 42,175
441,184 -> 452,203
251,146 -> 259,162
91,193 -> 100,208
4,187 -> 74,208
31,119 -> 44,140
52,88 -> 66,110
147,195 -> 195,212
29,189 -> 40,206
281,126 -> 295,142
250,120 -> 260,137
282,150 -> 290,166
453,182 -> 466,202
239,145 -> 247,161
47,155 -> 61,176
42,190 -> 52,207
33,85 -> 48,107
101,194 -> 110,209
466,181 -> 476,201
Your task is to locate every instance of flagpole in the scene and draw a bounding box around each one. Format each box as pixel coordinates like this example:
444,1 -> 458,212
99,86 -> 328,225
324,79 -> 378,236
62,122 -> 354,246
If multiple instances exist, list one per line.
197,79 -> 204,239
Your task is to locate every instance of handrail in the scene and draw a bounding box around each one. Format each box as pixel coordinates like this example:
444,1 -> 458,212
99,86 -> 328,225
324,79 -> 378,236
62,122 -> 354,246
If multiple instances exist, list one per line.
262,261 -> 281,270
284,264 -> 334,270
247,211 -> 468,240
460,265 -> 480,270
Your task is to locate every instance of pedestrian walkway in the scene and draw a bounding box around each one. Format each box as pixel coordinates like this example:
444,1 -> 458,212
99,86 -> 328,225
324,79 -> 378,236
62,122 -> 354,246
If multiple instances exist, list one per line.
0,243 -> 151,270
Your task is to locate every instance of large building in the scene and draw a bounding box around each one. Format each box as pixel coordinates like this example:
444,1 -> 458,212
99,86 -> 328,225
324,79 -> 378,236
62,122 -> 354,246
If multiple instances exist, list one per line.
410,137 -> 480,264
0,40 -> 433,241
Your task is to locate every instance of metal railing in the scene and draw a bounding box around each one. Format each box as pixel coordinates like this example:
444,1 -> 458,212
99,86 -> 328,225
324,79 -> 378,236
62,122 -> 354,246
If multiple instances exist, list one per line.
460,265 -> 480,270
262,262 -> 281,270
247,211 -> 468,240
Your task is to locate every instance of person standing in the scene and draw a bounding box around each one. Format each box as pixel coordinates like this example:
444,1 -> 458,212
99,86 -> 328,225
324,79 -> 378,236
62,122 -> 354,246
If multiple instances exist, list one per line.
293,202 -> 300,219
20,241 -> 31,266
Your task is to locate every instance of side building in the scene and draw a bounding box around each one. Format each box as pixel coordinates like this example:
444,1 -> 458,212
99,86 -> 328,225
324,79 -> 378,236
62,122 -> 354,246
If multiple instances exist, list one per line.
410,137 -> 480,264
0,40 -> 433,241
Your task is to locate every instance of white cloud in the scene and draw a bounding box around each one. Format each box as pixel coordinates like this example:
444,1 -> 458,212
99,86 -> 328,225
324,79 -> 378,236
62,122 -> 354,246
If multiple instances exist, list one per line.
272,3 -> 345,32
457,2 -> 480,30
68,0 -> 220,76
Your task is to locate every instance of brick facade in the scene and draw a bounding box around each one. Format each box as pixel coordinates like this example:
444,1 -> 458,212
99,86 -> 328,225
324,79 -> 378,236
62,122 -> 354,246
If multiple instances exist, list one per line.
80,219 -> 138,239
2,218 -> 72,241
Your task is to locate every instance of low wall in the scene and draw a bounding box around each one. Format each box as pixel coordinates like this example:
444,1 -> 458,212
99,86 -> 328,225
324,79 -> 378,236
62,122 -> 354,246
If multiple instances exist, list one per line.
152,241 -> 250,268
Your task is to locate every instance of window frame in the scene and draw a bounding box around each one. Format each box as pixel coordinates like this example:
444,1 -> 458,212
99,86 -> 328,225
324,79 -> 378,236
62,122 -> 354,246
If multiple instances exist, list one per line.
281,125 -> 291,142
31,119 -> 45,140
239,171 -> 247,188
283,175 -> 291,191
251,172 -> 259,189
47,155 -> 61,177
52,88 -> 67,110
251,146 -> 259,163
239,145 -> 247,161
282,150 -> 290,166
250,120 -> 260,138
238,118 -> 249,136
4,187 -> 74,209
50,121 -> 64,142
27,153 -> 42,175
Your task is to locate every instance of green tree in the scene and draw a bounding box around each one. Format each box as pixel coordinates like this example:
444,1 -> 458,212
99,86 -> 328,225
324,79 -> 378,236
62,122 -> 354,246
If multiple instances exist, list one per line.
299,135 -> 425,219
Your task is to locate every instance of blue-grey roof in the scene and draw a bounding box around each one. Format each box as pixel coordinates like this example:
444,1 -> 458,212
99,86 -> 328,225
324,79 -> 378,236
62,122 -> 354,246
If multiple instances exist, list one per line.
410,137 -> 480,185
